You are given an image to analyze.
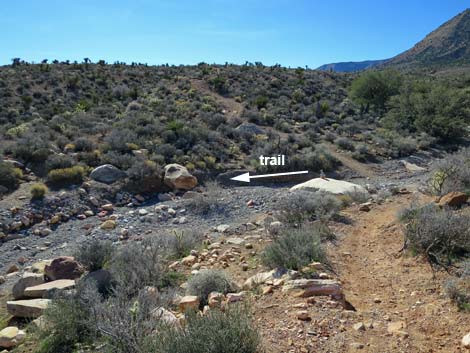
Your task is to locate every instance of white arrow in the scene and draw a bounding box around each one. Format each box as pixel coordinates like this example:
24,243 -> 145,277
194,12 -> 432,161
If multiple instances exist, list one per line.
230,171 -> 309,183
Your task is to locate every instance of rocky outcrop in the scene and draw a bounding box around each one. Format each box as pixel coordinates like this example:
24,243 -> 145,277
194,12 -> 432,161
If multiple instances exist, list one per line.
290,178 -> 367,195
7,299 -> 51,318
45,257 -> 84,280
163,164 -> 197,190
90,164 -> 126,184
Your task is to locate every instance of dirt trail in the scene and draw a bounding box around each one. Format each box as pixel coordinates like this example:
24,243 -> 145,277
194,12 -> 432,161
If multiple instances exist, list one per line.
190,79 -> 244,121
329,193 -> 468,352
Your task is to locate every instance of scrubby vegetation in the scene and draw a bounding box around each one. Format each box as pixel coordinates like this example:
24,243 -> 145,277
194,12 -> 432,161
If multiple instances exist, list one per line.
1,61 -> 468,195
37,235 -> 261,353
428,148 -> 470,195
0,161 -> 22,193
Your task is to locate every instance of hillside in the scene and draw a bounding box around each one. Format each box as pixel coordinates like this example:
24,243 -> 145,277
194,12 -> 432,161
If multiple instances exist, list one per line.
317,59 -> 387,72
319,9 -> 470,71
386,9 -> 470,67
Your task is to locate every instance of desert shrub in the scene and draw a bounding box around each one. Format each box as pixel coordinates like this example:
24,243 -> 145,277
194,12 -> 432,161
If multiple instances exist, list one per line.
184,181 -> 229,216
400,204 -> 470,268
335,137 -> 355,151
47,165 -> 86,185
428,149 -> 470,195
45,154 -> 74,172
74,239 -> 114,272
126,159 -> 163,192
186,270 -> 233,307
155,304 -> 262,353
30,183 -> 48,199
344,189 -> 369,204
276,189 -> 340,224
445,278 -> 470,312
352,144 -> 371,162
166,229 -> 204,259
262,225 -> 328,271
73,137 -> 95,152
0,162 -> 22,191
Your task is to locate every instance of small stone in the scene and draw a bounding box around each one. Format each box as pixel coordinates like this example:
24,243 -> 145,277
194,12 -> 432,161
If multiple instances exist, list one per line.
244,243 -> 253,249
0,276 -> 5,285
296,310 -> 311,321
373,297 -> 381,303
262,286 -> 273,295
350,342 -> 364,350
462,332 -> 470,348
181,255 -> 197,266
0,326 -> 26,348
138,209 -> 148,216
101,204 -> 114,211
6,264 -> 19,274
353,322 -> 366,331
100,220 -> 117,230
178,296 -> 199,312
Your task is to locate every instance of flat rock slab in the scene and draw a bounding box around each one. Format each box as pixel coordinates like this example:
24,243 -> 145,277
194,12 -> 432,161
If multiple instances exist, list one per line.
282,279 -> 342,298
12,273 -> 45,299
7,299 -> 51,318
290,178 -> 367,195
24,279 -> 76,298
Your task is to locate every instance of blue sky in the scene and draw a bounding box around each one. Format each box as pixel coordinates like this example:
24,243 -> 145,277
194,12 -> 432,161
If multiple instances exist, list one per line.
1,0 -> 468,68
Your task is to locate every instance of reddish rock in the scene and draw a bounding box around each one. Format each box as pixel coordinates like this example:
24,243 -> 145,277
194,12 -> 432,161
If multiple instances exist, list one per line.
45,257 -> 84,280
438,192 -> 468,208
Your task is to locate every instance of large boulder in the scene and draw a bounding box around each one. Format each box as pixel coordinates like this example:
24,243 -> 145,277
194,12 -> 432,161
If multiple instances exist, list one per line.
23,279 -> 76,298
90,164 -> 126,184
290,178 -> 367,195
438,191 -> 468,208
12,273 -> 45,299
7,299 -> 51,318
164,164 -> 197,190
0,326 -> 26,348
45,257 -> 84,281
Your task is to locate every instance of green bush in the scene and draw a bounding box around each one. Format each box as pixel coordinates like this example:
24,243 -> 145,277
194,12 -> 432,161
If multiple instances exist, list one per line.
350,70 -> 401,112
155,305 -> 262,353
0,162 -> 22,191
262,225 -> 328,271
186,270 -> 233,307
47,165 -> 86,185
30,183 -> 48,199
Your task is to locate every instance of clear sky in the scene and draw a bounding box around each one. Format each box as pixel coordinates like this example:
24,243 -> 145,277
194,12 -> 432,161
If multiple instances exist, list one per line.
1,0 -> 468,68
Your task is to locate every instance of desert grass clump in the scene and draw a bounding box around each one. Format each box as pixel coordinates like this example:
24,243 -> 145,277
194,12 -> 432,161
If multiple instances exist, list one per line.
47,165 -> 86,186
30,183 -> 48,199
186,270 -> 233,307
167,229 -> 204,259
262,225 -> 328,271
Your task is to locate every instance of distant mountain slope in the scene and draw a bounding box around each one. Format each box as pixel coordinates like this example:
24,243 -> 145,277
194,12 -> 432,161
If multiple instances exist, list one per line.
385,9 -> 470,67
316,59 -> 387,72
